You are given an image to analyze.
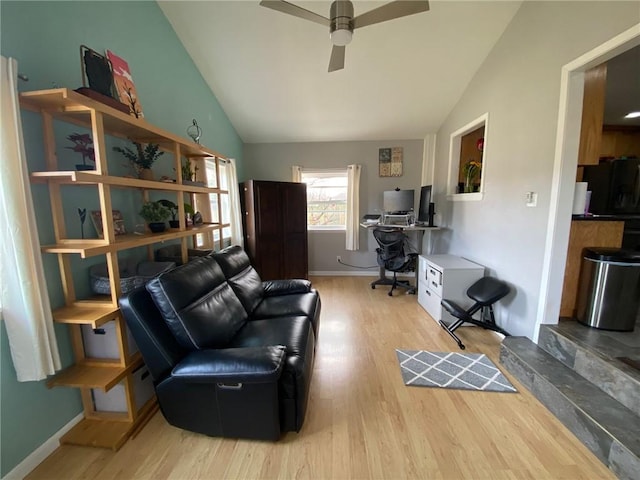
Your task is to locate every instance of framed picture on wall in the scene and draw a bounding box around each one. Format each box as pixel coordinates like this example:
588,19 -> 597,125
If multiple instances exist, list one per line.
379,147 -> 403,177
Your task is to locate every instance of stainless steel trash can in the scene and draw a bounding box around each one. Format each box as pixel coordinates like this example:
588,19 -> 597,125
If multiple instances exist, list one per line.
576,248 -> 640,331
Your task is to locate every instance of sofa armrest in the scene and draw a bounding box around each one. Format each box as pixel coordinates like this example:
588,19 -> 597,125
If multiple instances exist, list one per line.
171,346 -> 285,384
262,279 -> 312,297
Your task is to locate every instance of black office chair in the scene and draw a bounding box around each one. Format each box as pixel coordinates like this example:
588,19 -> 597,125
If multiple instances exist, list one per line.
439,276 -> 511,350
372,228 -> 418,296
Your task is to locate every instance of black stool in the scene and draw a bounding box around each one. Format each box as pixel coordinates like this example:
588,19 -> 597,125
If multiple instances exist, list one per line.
440,276 -> 511,350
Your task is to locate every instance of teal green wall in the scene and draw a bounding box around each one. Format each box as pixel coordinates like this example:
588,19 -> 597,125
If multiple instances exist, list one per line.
0,1 -> 243,475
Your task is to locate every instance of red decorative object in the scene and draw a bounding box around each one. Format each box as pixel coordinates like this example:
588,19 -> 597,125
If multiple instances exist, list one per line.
477,138 -> 484,152
107,50 -> 144,118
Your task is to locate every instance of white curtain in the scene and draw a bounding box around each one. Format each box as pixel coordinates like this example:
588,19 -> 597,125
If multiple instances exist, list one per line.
291,165 -> 302,182
0,56 -> 61,381
224,158 -> 244,247
346,164 -> 361,251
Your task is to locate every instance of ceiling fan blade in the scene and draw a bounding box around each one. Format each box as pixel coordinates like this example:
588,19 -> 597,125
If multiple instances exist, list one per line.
352,1 -> 429,30
328,45 -> 346,72
259,0 -> 330,27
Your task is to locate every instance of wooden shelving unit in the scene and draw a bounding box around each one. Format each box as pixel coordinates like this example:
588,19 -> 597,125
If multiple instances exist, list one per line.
21,88 -> 229,450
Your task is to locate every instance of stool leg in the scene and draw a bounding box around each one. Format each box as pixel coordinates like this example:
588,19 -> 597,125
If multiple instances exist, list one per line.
439,320 -> 466,350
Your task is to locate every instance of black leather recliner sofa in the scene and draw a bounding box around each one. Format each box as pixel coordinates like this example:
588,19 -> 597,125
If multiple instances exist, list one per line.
119,245 -> 321,440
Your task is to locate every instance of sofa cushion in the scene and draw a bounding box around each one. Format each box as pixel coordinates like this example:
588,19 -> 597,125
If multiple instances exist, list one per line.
211,245 -> 265,314
146,256 -> 248,350
171,346 -> 286,384
263,279 -> 312,296
252,292 -> 318,321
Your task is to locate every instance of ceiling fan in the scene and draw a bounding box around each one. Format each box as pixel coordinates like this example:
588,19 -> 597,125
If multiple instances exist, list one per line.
259,0 -> 430,72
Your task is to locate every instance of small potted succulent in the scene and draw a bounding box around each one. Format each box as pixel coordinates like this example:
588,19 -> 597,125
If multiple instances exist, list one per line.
177,159 -> 205,186
66,133 -> 95,171
158,199 -> 195,228
139,201 -> 171,233
113,142 -> 164,180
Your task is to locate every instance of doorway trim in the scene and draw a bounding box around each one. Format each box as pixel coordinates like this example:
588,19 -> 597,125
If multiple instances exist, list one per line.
535,23 -> 640,341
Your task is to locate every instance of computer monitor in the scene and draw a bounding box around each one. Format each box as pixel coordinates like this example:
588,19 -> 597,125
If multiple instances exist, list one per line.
417,185 -> 432,223
383,189 -> 414,214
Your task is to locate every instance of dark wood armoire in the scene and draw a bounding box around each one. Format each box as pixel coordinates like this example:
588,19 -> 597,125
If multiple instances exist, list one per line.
240,180 -> 308,280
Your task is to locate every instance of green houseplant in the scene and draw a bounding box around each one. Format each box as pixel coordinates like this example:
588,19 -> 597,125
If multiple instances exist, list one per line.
139,201 -> 171,233
177,158 -> 201,185
158,199 -> 195,228
113,142 -> 164,180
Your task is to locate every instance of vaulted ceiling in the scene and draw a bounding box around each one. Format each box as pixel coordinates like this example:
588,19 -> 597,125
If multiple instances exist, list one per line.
159,1 -> 523,143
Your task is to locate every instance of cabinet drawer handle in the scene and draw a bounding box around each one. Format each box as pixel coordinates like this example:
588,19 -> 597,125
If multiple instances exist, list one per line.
431,281 -> 438,288
425,290 -> 431,296
217,382 -> 243,390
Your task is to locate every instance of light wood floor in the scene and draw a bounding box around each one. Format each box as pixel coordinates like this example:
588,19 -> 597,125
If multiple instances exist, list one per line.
28,276 -> 614,479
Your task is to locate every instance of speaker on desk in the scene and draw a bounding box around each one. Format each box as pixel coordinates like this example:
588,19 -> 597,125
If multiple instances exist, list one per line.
428,202 -> 436,227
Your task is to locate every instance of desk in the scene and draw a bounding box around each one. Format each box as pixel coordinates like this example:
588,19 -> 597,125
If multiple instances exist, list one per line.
360,223 -> 440,291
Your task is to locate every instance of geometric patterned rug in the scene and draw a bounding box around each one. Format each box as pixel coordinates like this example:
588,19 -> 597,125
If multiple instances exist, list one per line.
396,349 -> 517,393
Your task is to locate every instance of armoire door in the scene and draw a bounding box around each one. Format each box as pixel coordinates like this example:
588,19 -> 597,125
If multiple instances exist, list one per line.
253,181 -> 284,280
240,180 -> 308,280
281,182 -> 308,279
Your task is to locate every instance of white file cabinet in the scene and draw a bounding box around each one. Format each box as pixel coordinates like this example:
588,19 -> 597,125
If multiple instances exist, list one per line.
418,255 -> 484,324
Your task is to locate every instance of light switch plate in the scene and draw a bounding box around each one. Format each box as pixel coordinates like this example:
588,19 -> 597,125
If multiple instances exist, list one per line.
526,192 -> 538,207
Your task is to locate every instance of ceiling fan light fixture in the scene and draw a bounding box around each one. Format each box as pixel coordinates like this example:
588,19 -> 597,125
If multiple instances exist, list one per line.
331,28 -> 352,46
260,0 -> 431,71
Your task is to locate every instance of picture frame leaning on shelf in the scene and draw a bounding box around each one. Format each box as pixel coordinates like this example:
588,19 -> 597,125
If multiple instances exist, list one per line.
90,210 -> 126,238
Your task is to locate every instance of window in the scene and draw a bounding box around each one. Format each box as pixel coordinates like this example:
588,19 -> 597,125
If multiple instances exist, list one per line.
195,158 -> 231,248
301,169 -> 348,230
206,160 -> 231,243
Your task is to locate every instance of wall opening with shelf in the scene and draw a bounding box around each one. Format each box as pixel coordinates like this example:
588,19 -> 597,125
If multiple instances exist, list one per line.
447,113 -> 489,201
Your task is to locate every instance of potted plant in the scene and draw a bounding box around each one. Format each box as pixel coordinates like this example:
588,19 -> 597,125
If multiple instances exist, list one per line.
66,133 -> 95,171
139,201 -> 171,233
113,142 -> 164,180
158,199 -> 195,228
178,159 -> 202,185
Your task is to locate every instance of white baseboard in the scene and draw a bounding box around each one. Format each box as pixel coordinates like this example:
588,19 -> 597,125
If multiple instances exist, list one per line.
309,270 -> 378,277
309,270 -> 414,278
2,413 -> 83,480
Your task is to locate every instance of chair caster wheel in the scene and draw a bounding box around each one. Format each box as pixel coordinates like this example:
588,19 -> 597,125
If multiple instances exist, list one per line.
459,344 -> 466,350
371,285 -> 375,289
388,291 -> 393,297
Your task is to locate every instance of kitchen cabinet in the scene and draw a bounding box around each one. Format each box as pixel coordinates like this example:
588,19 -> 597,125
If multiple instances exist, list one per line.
560,219 -> 624,318
600,126 -> 640,158
577,64 -> 607,166
418,255 -> 484,324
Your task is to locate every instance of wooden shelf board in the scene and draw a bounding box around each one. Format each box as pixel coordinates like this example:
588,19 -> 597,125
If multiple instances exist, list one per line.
47,357 -> 142,390
53,302 -> 119,328
31,170 -> 227,195
60,418 -> 133,450
41,223 -> 228,257
20,88 -> 226,160
61,398 -> 158,450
